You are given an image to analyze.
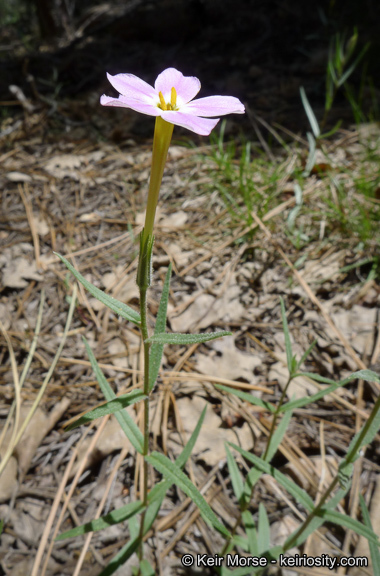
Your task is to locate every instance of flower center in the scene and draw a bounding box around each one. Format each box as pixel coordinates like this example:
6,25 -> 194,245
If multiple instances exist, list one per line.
158,87 -> 177,111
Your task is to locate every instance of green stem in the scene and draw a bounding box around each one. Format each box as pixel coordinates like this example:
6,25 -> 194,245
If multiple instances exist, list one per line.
135,115 -> 173,568
137,286 -> 151,561
140,287 -> 150,497
144,117 -> 174,239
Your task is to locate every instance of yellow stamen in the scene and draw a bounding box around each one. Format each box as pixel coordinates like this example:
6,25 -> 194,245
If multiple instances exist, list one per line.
171,86 -> 177,108
158,91 -> 167,111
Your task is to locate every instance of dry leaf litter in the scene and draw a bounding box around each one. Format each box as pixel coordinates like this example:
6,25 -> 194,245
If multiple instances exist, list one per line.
0,113 -> 379,575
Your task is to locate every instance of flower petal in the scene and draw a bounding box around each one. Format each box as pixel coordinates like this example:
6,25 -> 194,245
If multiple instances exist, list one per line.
184,95 -> 245,117
160,110 -> 219,136
100,95 -> 160,116
155,68 -> 201,105
106,73 -> 157,101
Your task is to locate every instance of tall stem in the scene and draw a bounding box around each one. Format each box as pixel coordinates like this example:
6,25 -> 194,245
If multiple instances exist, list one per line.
137,286 -> 151,561
136,116 -> 173,566
140,287 -> 150,502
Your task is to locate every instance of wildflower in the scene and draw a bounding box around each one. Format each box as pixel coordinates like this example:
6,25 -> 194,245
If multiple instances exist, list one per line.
101,67 -> 244,240
101,67 -> 245,136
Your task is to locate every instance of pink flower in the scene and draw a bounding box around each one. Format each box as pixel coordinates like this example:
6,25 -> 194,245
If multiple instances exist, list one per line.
100,67 -> 245,136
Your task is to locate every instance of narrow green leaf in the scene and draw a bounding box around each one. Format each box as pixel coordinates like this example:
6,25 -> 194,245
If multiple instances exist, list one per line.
146,452 -> 230,537
149,263 -> 172,391
146,331 -> 232,346
241,509 -> 258,555
176,404 -> 207,470
257,503 -> 270,555
97,537 -> 140,576
280,298 -> 293,373
55,253 -> 141,326
128,515 -> 140,540
300,87 -> 320,138
143,405 -> 208,532
344,429 -> 378,469
265,409 -> 293,463
225,444 -> 244,503
83,338 -> 144,454
139,559 -> 155,576
321,510 -> 379,545
338,43 -> 370,87
232,534 -> 250,552
243,467 -> 263,503
230,444 -> 314,512
58,405 -> 208,544
56,501 -> 144,540
342,378 -> 380,464
283,487 -> 349,550
279,370 -> 378,413
338,461 -> 354,490
143,488 -> 165,534
319,120 -> 342,140
303,132 -> 316,177
216,384 -> 276,414
266,546 -> 282,561
65,390 -> 146,430
296,340 -> 317,371
360,494 -> 380,574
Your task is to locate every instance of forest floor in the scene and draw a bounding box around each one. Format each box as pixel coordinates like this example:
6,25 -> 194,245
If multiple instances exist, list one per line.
0,94 -> 379,575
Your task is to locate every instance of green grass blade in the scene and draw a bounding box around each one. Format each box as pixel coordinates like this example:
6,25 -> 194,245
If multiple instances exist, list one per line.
146,331 -> 231,345
319,120 -> 343,139
56,501 -> 145,540
65,390 -> 146,430
55,253 -> 141,326
146,452 -> 230,537
230,444 -> 314,512
303,132 -> 316,176
225,444 -> 244,503
83,338 -> 144,454
300,87 -> 320,138
360,494 -> 380,573
215,384 -> 276,413
149,263 -> 172,391
338,43 -> 370,87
